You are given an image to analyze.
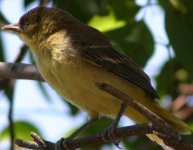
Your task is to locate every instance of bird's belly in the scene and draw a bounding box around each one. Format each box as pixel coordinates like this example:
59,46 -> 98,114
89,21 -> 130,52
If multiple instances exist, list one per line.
37,58 -> 151,120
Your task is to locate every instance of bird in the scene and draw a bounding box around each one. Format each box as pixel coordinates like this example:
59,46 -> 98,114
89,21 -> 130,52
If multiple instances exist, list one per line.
1,7 -> 190,149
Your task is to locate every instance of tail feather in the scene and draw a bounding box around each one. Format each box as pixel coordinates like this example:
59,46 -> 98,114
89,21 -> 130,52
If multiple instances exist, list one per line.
146,103 -> 190,134
125,101 -> 191,149
125,101 -> 191,134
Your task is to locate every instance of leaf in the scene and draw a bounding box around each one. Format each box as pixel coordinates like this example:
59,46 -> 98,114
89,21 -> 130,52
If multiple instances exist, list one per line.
80,118 -> 112,135
182,122 -> 193,144
123,136 -> 160,150
28,50 -> 36,64
156,60 -> 176,97
108,0 -> 140,21
0,11 -> 9,25
88,10 -> 126,32
161,0 -> 193,76
0,34 -> 5,61
63,118 -> 112,138
187,122 -> 193,133
53,0 -> 97,22
169,0 -> 187,13
105,21 -> 154,67
0,12 -> 7,62
24,0 -> 36,8
156,58 -> 191,97
0,121 -> 41,140
65,100 -> 79,116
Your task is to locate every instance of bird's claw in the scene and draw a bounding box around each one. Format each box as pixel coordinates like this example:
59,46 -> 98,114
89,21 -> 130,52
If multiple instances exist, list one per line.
102,126 -> 122,149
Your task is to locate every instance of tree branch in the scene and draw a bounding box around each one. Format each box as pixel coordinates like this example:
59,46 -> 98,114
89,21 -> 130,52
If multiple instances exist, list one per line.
15,124 -> 154,150
0,62 -> 44,81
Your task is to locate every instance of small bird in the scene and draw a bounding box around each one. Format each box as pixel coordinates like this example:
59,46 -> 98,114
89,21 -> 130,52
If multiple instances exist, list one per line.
1,7 -> 190,149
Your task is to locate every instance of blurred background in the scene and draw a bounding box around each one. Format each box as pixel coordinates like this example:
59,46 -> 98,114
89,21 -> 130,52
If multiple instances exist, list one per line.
0,0 -> 193,149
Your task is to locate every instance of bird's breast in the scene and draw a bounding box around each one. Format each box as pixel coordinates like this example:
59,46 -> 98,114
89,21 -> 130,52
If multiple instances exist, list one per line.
35,48 -> 151,119
35,52 -> 122,115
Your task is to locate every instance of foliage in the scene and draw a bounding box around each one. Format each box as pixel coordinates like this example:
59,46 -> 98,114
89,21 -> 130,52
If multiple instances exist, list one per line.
0,121 -> 41,141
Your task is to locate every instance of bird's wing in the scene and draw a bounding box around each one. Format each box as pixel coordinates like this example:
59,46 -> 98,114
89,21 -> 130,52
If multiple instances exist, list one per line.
80,46 -> 159,99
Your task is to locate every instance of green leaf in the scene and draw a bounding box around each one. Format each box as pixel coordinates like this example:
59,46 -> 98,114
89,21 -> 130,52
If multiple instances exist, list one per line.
156,58 -> 191,97
28,50 -> 36,64
108,0 -> 140,21
182,122 -> 193,144
81,118 -> 112,135
105,21 -> 154,67
0,34 -> 5,61
161,0 -> 193,76
0,12 -> 7,62
24,0 -> 35,8
53,0 -> 97,22
0,121 -> 40,140
65,100 -> 79,116
169,0 -> 187,13
88,10 -> 126,32
63,118 -> 112,138
123,136 -> 160,150
0,11 -> 9,25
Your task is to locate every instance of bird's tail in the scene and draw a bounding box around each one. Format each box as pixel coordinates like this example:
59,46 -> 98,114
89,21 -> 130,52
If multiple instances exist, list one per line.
124,102 -> 191,149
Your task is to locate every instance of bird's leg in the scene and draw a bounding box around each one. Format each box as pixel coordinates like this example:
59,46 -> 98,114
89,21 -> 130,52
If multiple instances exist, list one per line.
56,118 -> 97,150
68,118 -> 97,140
102,103 -> 128,148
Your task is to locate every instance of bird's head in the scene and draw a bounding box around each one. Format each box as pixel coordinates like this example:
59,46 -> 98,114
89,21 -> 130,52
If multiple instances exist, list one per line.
1,7 -> 75,50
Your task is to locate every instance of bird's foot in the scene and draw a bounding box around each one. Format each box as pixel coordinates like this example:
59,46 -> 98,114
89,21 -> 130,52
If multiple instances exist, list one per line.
102,125 -> 123,149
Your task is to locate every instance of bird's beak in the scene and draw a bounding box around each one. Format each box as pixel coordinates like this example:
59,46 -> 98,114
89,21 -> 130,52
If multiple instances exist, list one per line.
1,24 -> 21,32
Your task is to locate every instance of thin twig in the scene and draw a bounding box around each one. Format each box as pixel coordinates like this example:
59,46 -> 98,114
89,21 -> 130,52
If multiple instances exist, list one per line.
7,80 -> 15,150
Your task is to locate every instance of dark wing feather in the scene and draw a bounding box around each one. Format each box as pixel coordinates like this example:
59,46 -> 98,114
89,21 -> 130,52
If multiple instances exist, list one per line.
80,46 -> 159,99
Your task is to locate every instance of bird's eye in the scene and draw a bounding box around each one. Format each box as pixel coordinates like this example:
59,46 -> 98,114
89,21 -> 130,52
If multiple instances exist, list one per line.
23,24 -> 29,30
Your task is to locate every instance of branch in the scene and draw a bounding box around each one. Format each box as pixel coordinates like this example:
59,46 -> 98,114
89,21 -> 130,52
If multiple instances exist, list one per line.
14,115 -> 193,150
15,124 -> 154,150
0,62 -> 44,81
